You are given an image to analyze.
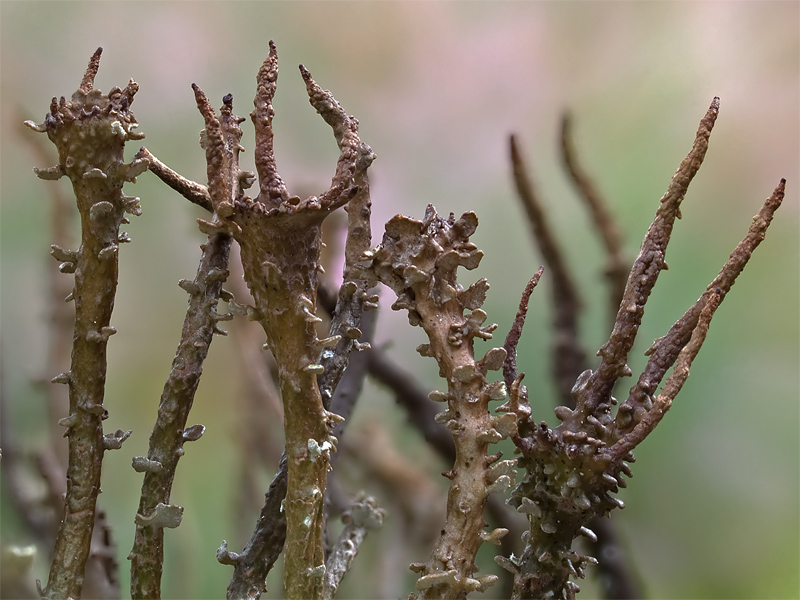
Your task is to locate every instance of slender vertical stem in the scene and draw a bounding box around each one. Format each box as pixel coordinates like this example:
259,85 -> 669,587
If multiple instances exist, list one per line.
26,48 -> 146,600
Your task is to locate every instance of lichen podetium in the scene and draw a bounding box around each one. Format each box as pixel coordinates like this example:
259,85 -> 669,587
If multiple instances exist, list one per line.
26,48 -> 146,599
190,42 -> 373,599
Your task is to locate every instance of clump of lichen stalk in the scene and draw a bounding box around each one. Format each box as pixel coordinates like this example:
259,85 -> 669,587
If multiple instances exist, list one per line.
500,98 -> 785,599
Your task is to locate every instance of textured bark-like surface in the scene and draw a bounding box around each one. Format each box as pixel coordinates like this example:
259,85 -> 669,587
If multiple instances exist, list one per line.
25,48 -> 146,599
186,41 -> 372,600
235,208 -> 336,600
129,93 -> 243,600
128,231 -> 233,599
371,206 -> 512,599
509,133 -> 643,599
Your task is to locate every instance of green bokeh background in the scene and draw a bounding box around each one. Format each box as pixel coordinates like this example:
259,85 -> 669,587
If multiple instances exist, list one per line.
1,2 -> 797,599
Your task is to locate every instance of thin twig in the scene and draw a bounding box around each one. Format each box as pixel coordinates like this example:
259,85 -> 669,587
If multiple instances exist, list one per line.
134,147 -> 212,211
503,266 -> 544,393
560,112 -> 628,318
510,134 -> 586,405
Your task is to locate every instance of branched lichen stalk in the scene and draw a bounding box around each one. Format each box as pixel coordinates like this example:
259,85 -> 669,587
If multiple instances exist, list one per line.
128,93 -> 244,599
511,132 -> 643,600
186,42 -> 370,600
613,178 -> 786,443
501,99 -> 784,600
25,48 -> 146,600
579,97 -> 720,419
221,69 -> 375,600
370,206 -> 514,599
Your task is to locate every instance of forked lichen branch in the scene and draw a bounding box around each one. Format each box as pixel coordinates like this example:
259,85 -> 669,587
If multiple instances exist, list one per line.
183,41 -> 374,600
498,98 -> 785,600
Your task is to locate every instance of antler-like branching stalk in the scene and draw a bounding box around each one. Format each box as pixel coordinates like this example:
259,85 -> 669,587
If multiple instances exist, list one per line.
186,42 -> 372,600
501,98 -> 785,599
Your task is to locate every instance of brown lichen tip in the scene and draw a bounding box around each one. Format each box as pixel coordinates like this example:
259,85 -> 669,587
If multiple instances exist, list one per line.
503,267 -> 544,391
191,83 -> 231,215
79,47 -> 103,93
581,97 -> 721,416
300,64 -> 349,134
252,42 -> 286,205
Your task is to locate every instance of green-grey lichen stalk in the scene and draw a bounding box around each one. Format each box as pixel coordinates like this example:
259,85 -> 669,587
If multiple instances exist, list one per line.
128,92 -> 247,599
25,48 -> 146,599
370,206 -> 515,599
192,42 -> 369,600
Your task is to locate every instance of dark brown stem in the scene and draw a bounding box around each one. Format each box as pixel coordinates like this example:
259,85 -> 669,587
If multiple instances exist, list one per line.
560,112 -> 628,318
503,266 -> 544,394
510,134 -> 586,406
579,97 -> 720,419
614,178 -> 786,440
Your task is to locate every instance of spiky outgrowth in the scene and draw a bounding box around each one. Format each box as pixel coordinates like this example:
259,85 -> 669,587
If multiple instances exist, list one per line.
499,99 -> 785,600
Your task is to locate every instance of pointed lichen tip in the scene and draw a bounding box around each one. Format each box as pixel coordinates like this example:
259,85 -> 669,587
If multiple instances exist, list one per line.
80,47 -> 103,93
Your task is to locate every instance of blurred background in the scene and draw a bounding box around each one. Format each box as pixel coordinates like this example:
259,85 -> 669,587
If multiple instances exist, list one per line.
1,2 -> 797,598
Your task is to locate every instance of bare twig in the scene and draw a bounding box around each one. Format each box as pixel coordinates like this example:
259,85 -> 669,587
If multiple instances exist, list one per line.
560,113 -> 628,317
323,494 -> 386,600
510,135 -> 586,406
134,146 -> 212,211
